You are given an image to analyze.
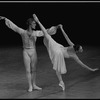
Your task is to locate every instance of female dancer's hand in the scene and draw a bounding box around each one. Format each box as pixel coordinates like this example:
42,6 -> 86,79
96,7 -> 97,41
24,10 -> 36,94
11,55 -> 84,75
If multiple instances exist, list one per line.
91,68 -> 99,71
58,24 -> 63,28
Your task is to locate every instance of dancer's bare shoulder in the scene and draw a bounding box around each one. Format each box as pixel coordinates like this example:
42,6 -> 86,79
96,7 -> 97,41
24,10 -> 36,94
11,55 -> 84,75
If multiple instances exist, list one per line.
67,46 -> 76,56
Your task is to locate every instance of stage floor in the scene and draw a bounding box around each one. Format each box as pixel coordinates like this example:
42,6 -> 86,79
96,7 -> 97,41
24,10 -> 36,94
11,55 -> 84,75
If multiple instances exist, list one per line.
0,45 -> 100,99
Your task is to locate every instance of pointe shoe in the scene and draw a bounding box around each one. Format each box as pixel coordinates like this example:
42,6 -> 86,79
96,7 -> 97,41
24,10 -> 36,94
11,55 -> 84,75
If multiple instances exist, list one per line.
33,85 -> 42,90
59,82 -> 65,91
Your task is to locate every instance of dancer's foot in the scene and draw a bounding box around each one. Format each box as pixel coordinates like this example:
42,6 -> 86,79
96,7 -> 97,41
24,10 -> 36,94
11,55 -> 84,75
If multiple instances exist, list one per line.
28,86 -> 33,92
59,81 -> 65,91
33,85 -> 42,90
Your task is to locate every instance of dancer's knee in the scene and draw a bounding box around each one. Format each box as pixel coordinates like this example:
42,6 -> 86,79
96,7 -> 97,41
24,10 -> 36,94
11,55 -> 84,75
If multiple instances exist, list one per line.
26,70 -> 31,75
31,67 -> 36,73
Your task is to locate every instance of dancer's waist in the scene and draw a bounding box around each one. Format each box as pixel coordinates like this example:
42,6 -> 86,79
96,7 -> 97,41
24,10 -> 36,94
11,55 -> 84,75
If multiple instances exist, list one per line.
23,46 -> 35,49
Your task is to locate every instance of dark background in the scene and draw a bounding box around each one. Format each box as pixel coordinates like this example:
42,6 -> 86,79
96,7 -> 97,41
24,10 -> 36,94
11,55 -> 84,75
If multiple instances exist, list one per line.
0,2 -> 100,47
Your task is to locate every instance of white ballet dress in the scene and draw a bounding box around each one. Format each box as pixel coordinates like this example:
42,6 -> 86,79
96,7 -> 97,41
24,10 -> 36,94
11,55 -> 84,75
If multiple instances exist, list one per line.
43,35 -> 69,74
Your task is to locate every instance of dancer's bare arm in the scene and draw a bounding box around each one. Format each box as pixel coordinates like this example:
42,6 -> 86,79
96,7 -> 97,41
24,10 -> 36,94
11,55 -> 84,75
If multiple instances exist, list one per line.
0,16 -> 25,34
71,54 -> 98,71
33,14 -> 51,39
59,24 -> 74,46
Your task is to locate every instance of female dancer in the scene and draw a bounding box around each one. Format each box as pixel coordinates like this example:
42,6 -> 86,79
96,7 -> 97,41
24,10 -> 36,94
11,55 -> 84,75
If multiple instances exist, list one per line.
0,16 -> 58,92
33,14 -> 98,91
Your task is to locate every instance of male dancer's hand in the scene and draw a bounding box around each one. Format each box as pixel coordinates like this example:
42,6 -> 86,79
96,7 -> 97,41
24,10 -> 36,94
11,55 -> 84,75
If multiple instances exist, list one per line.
0,16 -> 5,20
56,24 -> 62,29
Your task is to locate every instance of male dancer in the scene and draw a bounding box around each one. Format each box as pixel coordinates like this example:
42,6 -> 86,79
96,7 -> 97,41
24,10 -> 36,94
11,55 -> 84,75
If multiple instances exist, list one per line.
0,16 -> 58,92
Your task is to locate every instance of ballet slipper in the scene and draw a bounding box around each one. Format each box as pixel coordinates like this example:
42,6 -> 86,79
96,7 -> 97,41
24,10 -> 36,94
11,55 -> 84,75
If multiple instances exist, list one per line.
33,85 -> 42,90
28,87 -> 33,92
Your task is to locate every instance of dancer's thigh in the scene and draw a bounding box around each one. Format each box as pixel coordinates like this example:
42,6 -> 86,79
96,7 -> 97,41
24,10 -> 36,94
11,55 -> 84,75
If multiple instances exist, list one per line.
23,50 -> 31,72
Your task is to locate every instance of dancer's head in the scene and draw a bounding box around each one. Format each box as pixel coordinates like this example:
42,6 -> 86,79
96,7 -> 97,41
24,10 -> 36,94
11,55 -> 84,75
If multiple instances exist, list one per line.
26,18 -> 36,29
73,45 -> 83,53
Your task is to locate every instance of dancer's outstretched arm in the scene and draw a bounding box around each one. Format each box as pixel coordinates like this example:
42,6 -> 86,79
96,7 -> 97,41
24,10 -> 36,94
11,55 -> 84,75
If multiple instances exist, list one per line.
71,54 -> 98,71
33,14 -> 51,40
59,24 -> 74,46
0,16 -> 24,34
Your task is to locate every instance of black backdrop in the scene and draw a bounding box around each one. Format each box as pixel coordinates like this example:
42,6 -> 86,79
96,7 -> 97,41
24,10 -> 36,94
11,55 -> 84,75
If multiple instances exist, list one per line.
0,2 -> 100,47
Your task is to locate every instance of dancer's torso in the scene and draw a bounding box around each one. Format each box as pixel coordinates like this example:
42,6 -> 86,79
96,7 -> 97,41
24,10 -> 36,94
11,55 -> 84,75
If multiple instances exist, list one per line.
43,36 -> 69,58
21,30 -> 37,49
43,36 -> 72,59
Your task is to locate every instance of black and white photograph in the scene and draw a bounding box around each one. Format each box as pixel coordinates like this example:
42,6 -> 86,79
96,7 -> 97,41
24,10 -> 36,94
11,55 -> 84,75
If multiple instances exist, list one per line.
0,1 -> 100,99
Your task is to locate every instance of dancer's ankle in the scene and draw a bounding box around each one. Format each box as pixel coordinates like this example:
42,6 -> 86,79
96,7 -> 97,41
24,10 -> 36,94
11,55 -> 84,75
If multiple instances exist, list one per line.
60,81 -> 64,84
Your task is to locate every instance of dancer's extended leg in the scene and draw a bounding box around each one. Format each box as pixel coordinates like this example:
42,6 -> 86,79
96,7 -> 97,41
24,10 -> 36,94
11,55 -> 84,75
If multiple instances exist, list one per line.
56,71 -> 65,91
